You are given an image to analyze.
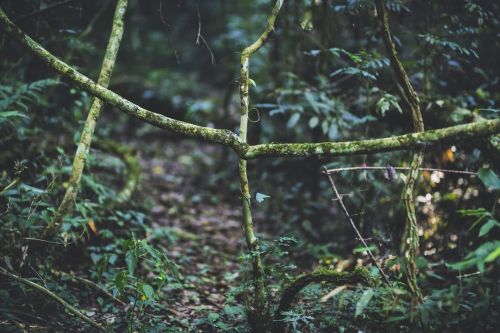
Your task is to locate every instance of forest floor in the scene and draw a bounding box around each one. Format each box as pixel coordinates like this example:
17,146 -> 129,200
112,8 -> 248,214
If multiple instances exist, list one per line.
137,138 -> 256,329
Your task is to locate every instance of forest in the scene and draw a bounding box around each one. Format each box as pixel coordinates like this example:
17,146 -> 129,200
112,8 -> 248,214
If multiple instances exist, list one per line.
0,0 -> 499,332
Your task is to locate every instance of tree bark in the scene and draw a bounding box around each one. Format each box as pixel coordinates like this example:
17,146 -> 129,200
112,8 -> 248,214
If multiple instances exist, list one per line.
238,1 -> 284,331
375,0 -> 424,301
42,0 -> 129,238
0,6 -> 498,161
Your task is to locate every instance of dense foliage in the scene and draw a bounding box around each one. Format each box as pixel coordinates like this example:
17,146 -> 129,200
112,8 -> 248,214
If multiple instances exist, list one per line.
0,0 -> 499,332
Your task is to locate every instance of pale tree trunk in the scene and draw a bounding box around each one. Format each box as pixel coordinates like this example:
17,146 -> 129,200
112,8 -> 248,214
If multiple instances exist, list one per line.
237,1 -> 284,330
42,0 -> 128,238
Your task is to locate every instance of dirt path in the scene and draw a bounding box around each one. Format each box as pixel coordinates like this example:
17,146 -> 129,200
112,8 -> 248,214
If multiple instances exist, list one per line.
138,139 -> 249,327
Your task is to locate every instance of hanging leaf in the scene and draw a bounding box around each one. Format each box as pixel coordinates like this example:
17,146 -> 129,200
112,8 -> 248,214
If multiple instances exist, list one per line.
255,192 -> 270,203
308,116 -> 319,128
479,219 -> 499,237
485,246 -> 500,262
125,250 -> 138,276
287,113 -> 301,128
478,168 -> 500,191
328,122 -> 338,140
300,10 -> 314,31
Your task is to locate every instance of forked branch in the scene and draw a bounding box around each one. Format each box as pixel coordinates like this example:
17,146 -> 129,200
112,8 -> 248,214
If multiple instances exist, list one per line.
0,6 -> 497,160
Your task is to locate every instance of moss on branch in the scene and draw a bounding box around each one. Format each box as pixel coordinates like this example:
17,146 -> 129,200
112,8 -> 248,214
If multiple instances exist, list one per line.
44,0 -> 128,238
244,119 -> 500,158
273,267 -> 372,333
376,0 -> 425,301
0,6 -> 245,154
238,1 -> 284,330
0,6 -> 498,162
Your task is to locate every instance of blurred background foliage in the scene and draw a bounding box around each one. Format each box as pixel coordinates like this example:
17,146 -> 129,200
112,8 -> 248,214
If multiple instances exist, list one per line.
0,0 -> 499,332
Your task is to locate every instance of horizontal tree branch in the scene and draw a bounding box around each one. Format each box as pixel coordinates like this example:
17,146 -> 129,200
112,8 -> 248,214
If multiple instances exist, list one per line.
1,6 -> 499,160
244,119 -> 500,158
0,6 -> 245,154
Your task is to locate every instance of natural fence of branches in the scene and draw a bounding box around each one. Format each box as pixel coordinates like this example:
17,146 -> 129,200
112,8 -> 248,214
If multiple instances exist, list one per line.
0,0 -> 499,331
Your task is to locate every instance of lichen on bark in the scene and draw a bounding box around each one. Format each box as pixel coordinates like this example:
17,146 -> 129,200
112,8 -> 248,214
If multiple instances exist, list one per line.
273,267 -> 372,333
42,0 -> 129,238
237,1 -> 284,331
375,0 -> 424,301
0,6 -> 498,163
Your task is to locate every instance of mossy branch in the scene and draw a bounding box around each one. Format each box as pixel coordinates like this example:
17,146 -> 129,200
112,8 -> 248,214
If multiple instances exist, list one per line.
375,0 -> 422,130
244,119 -> 499,158
0,7 -> 498,161
0,268 -> 105,331
93,138 -> 140,205
43,0 -> 128,239
273,267 -> 372,333
238,1 -> 284,330
241,0 -> 284,58
375,0 -> 424,301
0,6 -> 244,154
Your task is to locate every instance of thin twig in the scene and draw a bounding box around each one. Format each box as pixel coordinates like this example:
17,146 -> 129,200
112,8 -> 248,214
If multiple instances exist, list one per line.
322,167 -> 390,285
195,3 -> 215,64
0,267 -> 105,331
15,0 -> 80,22
159,0 -> 180,64
326,165 -> 477,176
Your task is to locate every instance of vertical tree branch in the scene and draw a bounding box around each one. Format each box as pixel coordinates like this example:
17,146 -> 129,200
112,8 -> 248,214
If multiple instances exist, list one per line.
43,0 -> 128,238
238,0 -> 284,329
375,0 -> 424,301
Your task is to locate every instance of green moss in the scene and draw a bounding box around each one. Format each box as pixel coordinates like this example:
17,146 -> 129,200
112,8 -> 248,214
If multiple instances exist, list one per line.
244,120 -> 500,159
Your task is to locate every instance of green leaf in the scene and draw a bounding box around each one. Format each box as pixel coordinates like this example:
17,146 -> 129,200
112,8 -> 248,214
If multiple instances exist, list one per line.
478,168 -> 500,191
248,78 -> 257,88
255,192 -> 270,203
300,10 -> 313,31
287,113 -> 301,128
207,312 -> 219,322
355,288 -> 374,317
479,219 -> 498,237
485,246 -> 500,262
416,256 -> 428,269
114,271 -> 128,296
328,122 -> 338,140
308,116 -> 319,128
140,240 -> 161,261
446,258 -> 476,271
353,244 -> 377,253
0,110 -> 30,120
304,92 -> 319,112
140,283 -> 155,300
125,250 -> 138,276
426,271 -> 445,280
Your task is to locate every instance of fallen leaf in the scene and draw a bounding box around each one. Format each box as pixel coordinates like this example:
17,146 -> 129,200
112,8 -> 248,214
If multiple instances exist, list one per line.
87,219 -> 97,235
